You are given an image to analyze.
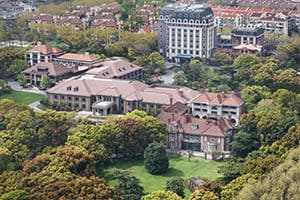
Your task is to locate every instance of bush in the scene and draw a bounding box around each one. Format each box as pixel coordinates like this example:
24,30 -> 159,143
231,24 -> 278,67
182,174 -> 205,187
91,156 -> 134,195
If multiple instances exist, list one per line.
144,142 -> 169,175
165,177 -> 185,198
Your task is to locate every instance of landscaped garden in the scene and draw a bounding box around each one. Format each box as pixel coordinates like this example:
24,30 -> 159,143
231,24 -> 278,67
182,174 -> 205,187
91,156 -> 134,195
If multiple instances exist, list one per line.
0,90 -> 44,105
99,155 -> 224,198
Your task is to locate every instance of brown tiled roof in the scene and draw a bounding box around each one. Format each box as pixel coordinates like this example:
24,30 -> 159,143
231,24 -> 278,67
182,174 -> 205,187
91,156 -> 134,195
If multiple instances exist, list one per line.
177,116 -> 233,137
23,62 -> 74,77
87,57 -> 142,79
157,104 -> 233,137
28,45 -> 63,55
47,76 -> 199,104
47,76 -> 148,97
191,92 -> 244,106
57,53 -> 99,62
157,102 -> 188,123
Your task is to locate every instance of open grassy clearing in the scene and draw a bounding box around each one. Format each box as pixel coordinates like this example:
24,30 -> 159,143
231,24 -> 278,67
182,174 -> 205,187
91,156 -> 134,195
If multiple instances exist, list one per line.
99,155 -> 224,198
0,90 -> 44,105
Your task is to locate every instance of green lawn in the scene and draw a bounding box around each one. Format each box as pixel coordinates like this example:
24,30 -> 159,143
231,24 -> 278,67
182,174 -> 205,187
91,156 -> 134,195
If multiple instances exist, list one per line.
99,156 -> 224,197
0,90 -> 44,105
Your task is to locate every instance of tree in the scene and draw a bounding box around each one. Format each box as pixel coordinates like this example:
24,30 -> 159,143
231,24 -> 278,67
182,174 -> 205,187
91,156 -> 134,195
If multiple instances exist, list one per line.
209,52 -> 232,66
233,54 -> 261,82
146,51 -> 165,75
0,79 -> 7,94
237,147 -> 300,200
51,146 -> 96,177
165,177 -> 185,198
190,189 -> 218,200
231,114 -> 260,158
241,85 -> 272,111
255,108 -> 297,145
221,174 -> 260,200
8,59 -> 27,79
39,75 -> 53,89
217,157 -> 245,184
141,190 -> 183,200
241,155 -> 281,175
0,190 -> 29,200
17,74 -> 26,88
115,175 -> 144,200
144,142 -> 169,175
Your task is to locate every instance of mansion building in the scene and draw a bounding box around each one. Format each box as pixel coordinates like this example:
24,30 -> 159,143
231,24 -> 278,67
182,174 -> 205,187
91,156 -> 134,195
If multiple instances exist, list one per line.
158,4 -> 216,63
46,75 -> 200,116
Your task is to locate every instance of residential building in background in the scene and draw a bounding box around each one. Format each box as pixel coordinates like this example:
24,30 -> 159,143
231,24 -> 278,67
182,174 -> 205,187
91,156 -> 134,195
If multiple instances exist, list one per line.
25,44 -> 64,66
212,5 -> 296,36
158,4 -> 216,63
216,24 -> 265,57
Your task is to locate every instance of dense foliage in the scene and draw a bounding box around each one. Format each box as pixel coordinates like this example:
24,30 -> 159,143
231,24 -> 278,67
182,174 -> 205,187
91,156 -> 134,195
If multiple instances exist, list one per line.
165,177 -> 185,198
0,100 -> 167,199
144,142 -> 169,175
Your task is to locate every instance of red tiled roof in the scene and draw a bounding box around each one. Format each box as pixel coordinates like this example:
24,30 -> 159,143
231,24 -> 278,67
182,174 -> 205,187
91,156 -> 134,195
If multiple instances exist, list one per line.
177,117 -> 233,137
47,76 -> 199,104
28,45 -> 63,55
23,62 -> 74,77
192,92 -> 244,106
87,57 -> 142,79
57,53 -> 98,62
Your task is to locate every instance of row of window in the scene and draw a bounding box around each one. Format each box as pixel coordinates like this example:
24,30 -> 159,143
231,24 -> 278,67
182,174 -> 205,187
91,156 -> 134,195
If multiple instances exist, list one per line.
54,95 -> 86,102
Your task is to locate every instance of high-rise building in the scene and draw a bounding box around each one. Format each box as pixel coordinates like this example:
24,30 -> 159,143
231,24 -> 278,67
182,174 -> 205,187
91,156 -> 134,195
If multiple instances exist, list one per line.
158,4 -> 216,63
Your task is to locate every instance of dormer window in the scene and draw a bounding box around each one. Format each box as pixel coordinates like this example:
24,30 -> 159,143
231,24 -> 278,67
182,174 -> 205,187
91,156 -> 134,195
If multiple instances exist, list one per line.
67,86 -> 72,91
191,124 -> 198,130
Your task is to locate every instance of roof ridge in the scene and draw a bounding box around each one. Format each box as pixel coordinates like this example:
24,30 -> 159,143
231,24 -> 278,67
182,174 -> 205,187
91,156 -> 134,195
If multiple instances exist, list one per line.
82,79 -> 91,94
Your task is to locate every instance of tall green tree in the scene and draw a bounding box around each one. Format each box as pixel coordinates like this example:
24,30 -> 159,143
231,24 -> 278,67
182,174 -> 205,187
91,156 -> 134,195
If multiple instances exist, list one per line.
115,175 -> 144,200
144,142 -> 169,175
39,75 -> 53,89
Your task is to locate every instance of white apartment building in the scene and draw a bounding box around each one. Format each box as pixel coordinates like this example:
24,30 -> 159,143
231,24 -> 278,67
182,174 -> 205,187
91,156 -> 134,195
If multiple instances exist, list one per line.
190,92 -> 244,125
158,4 -> 216,63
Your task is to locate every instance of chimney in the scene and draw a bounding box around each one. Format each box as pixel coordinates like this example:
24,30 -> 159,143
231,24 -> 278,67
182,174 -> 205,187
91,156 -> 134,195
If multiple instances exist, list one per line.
170,97 -> 173,106
185,114 -> 192,123
214,119 -> 217,125
178,89 -> 184,97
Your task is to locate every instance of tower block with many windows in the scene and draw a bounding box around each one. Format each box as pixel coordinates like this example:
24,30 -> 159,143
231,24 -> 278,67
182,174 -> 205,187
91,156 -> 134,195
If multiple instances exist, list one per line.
158,4 -> 216,63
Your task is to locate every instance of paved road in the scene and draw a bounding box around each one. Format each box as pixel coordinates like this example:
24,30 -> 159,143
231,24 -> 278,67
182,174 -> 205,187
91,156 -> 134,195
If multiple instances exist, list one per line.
7,81 -> 46,95
29,101 -> 43,112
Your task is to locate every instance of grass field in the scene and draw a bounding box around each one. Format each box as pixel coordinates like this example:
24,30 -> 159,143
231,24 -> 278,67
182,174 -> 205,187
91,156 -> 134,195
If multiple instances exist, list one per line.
99,156 -> 224,198
0,90 -> 44,105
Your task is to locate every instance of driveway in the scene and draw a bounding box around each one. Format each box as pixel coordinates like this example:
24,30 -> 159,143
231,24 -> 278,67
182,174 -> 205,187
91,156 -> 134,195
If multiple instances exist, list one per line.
8,81 -> 46,95
29,101 -> 43,112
